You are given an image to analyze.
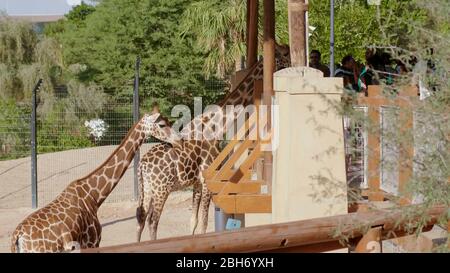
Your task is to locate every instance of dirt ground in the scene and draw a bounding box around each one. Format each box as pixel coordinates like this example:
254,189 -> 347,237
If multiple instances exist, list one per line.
0,191 -> 215,253
0,145 -> 214,253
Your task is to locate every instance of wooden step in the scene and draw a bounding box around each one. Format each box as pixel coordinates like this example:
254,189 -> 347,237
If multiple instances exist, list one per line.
212,194 -> 271,214
206,181 -> 264,194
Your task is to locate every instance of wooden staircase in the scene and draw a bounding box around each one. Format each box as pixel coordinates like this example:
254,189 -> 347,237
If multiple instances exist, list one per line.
204,106 -> 271,214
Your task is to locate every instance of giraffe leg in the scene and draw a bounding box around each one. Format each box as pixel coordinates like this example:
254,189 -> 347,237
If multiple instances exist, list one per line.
190,183 -> 202,235
148,192 -> 169,240
197,184 -> 212,234
136,181 -> 153,242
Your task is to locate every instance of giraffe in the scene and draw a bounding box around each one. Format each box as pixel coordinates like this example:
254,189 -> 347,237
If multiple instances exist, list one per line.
10,112 -> 179,253
136,45 -> 291,241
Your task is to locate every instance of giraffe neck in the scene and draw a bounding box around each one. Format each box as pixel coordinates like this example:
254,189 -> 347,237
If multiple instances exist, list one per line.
74,118 -> 146,208
180,60 -> 263,140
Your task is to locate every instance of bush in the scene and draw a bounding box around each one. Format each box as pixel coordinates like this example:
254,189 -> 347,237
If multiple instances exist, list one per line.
0,100 -> 31,160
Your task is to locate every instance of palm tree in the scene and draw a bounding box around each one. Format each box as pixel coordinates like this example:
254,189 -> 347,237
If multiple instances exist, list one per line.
180,0 -> 246,79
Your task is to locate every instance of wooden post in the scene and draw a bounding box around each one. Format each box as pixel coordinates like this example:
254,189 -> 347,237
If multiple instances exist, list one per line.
357,86 -> 419,203
366,98 -> 383,201
288,0 -> 307,67
247,0 -> 259,68
263,0 -> 275,194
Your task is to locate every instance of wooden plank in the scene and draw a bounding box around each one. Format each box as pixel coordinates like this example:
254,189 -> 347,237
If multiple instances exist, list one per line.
398,107 -> 414,204
203,112 -> 257,179
367,104 -> 382,202
213,194 -> 272,214
82,205 -> 445,253
257,240 -> 346,253
234,143 -> 263,183
368,85 -> 382,97
215,140 -> 256,181
206,181 -> 264,194
263,0 -> 275,195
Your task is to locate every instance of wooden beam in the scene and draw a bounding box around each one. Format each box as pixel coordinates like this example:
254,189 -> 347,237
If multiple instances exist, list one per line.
203,112 -> 257,179
288,0 -> 307,66
206,181 -> 264,194
215,140 -> 256,181
82,205 -> 445,253
247,0 -> 259,68
213,194 -> 272,214
367,103 -> 383,201
263,0 -> 275,99
263,0 -> 275,194
257,240 -> 346,253
232,143 -> 263,183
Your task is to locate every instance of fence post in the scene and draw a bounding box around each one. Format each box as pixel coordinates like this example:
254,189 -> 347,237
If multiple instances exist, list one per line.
329,0 -> 335,76
31,79 -> 43,209
133,57 -> 141,200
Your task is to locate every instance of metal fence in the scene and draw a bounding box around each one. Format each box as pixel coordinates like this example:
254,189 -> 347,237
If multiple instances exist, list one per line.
0,98 -> 148,208
0,74 -> 226,209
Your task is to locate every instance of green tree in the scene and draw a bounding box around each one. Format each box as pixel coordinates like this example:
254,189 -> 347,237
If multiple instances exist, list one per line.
47,0 -> 224,116
0,15 -> 62,101
308,0 -> 427,65
180,0 -> 247,79
44,2 -> 96,37
331,0 -> 449,252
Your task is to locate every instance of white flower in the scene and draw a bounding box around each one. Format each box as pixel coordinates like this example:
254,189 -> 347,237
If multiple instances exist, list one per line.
84,119 -> 109,141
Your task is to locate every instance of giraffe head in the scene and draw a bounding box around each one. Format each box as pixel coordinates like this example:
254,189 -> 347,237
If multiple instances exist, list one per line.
275,43 -> 291,70
142,112 -> 182,148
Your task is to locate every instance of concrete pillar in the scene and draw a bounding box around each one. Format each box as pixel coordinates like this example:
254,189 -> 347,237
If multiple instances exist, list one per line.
272,67 -> 348,223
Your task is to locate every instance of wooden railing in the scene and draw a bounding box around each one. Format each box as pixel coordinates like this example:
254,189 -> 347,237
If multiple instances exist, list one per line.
352,85 -> 420,205
204,79 -> 270,214
82,205 -> 446,253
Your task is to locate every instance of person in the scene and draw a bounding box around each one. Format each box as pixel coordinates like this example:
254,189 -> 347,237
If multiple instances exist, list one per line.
335,55 -> 358,90
358,49 -> 382,92
309,50 -> 330,77
394,60 -> 408,75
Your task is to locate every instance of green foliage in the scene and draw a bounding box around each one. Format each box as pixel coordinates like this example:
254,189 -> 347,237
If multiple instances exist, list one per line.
37,99 -> 94,154
44,2 -> 96,37
0,100 -> 31,160
180,0 -> 246,79
65,2 -> 96,27
0,16 -> 37,65
0,15 -> 64,101
46,0 -> 224,118
308,0 -> 427,65
332,0 -> 449,251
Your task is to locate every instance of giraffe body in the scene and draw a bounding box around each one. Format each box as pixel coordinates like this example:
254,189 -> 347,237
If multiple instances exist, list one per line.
11,113 -> 172,252
136,140 -> 219,241
136,45 -> 290,241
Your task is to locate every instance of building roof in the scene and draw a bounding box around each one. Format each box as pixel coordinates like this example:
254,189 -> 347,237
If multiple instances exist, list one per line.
0,0 -> 94,22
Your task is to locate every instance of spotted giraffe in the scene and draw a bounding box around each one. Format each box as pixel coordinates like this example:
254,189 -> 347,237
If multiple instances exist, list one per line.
10,113 -> 176,253
136,44 -> 291,241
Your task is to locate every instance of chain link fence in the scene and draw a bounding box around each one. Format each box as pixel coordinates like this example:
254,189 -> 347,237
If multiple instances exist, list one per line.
0,76 -> 226,209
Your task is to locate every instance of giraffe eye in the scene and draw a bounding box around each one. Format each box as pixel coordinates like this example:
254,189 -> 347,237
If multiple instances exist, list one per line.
158,124 -> 165,128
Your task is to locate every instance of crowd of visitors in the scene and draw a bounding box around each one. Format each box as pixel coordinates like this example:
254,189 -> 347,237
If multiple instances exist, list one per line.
307,48 -> 420,94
